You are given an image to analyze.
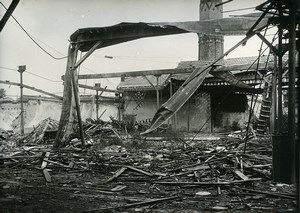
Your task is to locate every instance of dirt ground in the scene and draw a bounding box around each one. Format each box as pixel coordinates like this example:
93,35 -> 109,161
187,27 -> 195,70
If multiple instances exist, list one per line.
0,134 -> 297,213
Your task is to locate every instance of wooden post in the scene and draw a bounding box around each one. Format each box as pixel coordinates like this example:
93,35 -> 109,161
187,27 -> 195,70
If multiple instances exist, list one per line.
187,99 -> 190,132
277,5 -> 283,131
55,45 -> 79,147
297,31 -> 300,212
287,1 -> 296,183
270,55 -> 277,133
156,76 -> 160,109
274,52 -> 278,131
169,79 -> 177,131
95,83 -> 101,120
70,68 -> 85,146
18,65 -> 26,135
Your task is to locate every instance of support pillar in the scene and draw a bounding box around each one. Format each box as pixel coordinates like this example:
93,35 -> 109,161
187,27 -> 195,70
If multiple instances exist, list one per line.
273,1 -> 296,184
286,1 -> 296,184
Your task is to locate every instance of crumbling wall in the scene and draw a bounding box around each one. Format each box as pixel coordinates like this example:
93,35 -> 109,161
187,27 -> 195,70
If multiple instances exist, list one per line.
80,102 -> 119,121
0,98 -> 118,132
123,96 -> 164,123
0,102 -> 21,131
1,100 -> 62,133
123,91 -> 211,132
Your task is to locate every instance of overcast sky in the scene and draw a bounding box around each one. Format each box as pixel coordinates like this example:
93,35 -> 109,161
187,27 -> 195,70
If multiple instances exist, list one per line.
0,0 -> 272,98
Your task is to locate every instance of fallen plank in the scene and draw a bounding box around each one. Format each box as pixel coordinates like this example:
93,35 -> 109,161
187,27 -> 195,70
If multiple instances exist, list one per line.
84,196 -> 179,212
42,159 -> 70,168
43,169 -> 51,182
236,186 -> 296,200
155,178 -> 261,186
234,170 -> 249,180
217,178 -> 221,195
0,155 -> 41,160
125,165 -> 154,177
111,185 -> 127,192
105,167 -> 127,183
41,152 -> 50,169
167,156 -> 227,172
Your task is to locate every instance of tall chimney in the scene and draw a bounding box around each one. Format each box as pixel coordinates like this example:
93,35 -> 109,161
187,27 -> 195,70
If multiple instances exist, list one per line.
198,0 -> 224,61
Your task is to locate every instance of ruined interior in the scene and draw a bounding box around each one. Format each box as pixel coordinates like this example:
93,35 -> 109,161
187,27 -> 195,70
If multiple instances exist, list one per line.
0,0 -> 299,212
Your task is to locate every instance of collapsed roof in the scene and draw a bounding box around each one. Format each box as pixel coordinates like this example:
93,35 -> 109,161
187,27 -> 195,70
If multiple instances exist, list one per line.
70,16 -> 268,52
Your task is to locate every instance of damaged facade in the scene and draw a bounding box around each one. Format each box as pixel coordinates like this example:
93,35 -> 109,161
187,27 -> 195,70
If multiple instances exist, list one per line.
118,56 -> 266,133
0,95 -> 118,132
1,0 -> 299,212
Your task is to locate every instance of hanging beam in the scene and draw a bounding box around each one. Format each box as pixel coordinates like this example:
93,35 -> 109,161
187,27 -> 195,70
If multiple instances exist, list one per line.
0,80 -> 63,100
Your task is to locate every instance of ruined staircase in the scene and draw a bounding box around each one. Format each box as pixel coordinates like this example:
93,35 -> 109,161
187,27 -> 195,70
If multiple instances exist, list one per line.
256,82 -> 272,135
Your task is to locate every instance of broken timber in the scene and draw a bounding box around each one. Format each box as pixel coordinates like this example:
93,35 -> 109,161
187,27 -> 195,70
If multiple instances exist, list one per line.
155,178 -> 262,186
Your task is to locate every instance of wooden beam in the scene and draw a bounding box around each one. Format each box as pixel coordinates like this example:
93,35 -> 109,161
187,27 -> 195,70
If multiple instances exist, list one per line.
0,80 -> 63,100
0,0 -> 20,32
256,32 -> 278,55
74,41 -> 102,69
75,60 -> 273,80
76,68 -> 191,79
78,83 -> 121,93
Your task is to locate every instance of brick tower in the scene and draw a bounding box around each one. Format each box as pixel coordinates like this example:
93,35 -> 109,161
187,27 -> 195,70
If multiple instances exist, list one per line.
198,0 -> 224,61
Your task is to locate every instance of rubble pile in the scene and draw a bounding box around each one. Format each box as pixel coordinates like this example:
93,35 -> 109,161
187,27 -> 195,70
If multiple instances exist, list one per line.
23,117 -> 59,144
0,133 -> 296,212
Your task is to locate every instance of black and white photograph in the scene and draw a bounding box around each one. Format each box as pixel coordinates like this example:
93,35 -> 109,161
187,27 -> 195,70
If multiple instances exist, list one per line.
0,0 -> 299,212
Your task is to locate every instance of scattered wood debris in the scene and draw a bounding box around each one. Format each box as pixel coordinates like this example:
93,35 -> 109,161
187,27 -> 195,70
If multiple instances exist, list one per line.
0,130 -> 296,212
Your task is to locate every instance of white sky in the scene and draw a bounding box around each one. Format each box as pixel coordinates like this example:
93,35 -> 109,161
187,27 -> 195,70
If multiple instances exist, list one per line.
0,0 -> 274,98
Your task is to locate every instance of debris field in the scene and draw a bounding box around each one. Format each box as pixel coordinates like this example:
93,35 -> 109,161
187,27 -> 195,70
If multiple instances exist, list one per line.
0,118 -> 296,212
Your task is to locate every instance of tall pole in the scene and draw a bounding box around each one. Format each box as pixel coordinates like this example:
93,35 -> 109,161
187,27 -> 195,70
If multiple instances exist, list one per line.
287,1 -> 296,184
277,3 -> 283,131
18,65 -> 26,135
297,33 -> 300,213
